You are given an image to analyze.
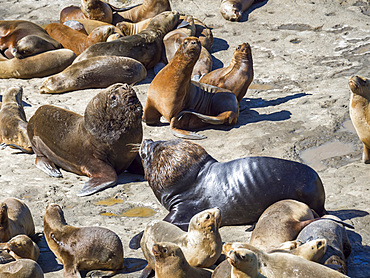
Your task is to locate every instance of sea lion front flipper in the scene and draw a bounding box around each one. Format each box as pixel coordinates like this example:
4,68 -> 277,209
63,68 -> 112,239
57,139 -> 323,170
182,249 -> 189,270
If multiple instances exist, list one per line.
129,230 -> 144,250
35,156 -> 63,178
77,177 -> 117,197
139,265 -> 154,278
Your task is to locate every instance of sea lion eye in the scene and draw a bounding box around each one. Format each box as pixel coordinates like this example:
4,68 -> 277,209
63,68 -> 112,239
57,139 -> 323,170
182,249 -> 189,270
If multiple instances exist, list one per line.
184,40 -> 188,45
205,214 -> 211,220
163,248 -> 168,253
237,46 -> 241,51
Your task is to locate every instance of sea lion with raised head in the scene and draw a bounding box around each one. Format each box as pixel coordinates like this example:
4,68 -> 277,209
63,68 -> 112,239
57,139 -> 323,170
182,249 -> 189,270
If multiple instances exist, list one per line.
200,42 -> 253,103
220,0 -> 256,22
44,203 -> 124,277
225,248 -> 266,278
28,83 -> 143,196
0,235 -> 39,261
0,258 -> 44,278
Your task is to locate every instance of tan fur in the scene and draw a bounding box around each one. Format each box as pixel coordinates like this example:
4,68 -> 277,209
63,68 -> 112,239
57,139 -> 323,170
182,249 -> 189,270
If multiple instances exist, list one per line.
0,234 -> 39,261
220,0 -> 255,22
116,18 -> 151,36
0,259 -> 44,278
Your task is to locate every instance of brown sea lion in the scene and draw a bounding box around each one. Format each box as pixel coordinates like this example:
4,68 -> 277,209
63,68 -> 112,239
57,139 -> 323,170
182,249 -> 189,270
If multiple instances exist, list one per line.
220,0 -> 255,22
0,49 -> 76,79
45,23 -> 115,55
0,198 -> 35,243
0,258 -> 44,278
40,56 -> 147,94
0,235 -> 39,261
44,203 -> 124,277
143,37 -> 238,139
225,248 -> 266,278
194,18 -> 213,51
68,18 -> 124,36
116,17 -> 152,36
349,75 -> 370,163
200,43 -> 253,103
28,83 -> 143,196
0,86 -> 32,153
0,249 -> 15,264
74,11 -> 180,69
0,20 -> 61,59
63,20 -> 88,35
152,242 -> 212,278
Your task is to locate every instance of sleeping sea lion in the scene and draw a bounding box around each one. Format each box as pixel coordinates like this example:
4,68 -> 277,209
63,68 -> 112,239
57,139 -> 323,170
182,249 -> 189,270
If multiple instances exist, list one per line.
0,258 -> 44,278
0,235 -> 39,261
220,0 -> 256,22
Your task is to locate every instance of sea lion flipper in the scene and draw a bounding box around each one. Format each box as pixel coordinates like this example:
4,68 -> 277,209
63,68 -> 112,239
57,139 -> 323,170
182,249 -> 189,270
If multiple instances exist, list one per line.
77,176 -> 117,197
129,230 -> 144,250
35,156 -> 63,178
177,110 -> 226,125
170,117 -> 207,140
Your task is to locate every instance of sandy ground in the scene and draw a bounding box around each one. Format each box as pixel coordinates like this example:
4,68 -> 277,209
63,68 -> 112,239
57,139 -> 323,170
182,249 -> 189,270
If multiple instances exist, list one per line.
0,0 -> 369,277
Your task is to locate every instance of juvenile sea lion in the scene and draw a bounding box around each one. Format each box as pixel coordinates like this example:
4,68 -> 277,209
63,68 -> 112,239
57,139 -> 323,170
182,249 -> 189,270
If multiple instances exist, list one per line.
44,203 -> 124,277
0,235 -> 39,261
200,43 -> 253,103
152,242 -> 212,278
143,37 -> 238,139
0,198 -> 35,243
69,18 -> 124,36
28,83 -> 143,196
116,17 -> 152,36
0,49 -> 76,79
0,258 -> 44,278
40,56 -> 147,94
0,20 -> 61,59
0,86 -> 32,153
74,11 -> 180,69
349,75 -> 370,163
220,0 -> 255,22
45,23 -> 115,55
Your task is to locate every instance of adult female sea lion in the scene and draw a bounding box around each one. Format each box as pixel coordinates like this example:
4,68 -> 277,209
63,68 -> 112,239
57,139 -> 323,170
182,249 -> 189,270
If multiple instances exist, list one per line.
74,11 -> 180,69
224,248 -> 265,278
0,198 -> 35,243
200,43 -> 253,103
40,56 -> 147,94
44,203 -> 124,277
0,86 -> 32,153
27,83 -> 143,196
0,235 -> 39,261
349,75 -> 370,163
220,0 -> 256,22
143,37 -> 238,139
0,259 -> 44,278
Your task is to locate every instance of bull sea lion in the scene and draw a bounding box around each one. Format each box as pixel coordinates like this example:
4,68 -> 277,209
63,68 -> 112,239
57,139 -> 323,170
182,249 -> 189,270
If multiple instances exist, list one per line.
44,203 -> 124,277
0,49 -> 76,79
0,198 -> 35,243
28,83 -> 143,196
0,86 -> 32,153
349,75 -> 370,163
0,235 -> 39,261
45,23 -> 115,55
0,20 -> 61,59
200,43 -> 253,103
143,37 -> 238,139
0,259 -> 44,278
220,0 -> 255,22
74,11 -> 180,69
40,56 -> 147,94
152,242 -> 212,278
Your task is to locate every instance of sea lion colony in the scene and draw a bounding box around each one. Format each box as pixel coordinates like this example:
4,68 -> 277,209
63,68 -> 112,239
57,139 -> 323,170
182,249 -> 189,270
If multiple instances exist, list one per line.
0,0 -> 366,277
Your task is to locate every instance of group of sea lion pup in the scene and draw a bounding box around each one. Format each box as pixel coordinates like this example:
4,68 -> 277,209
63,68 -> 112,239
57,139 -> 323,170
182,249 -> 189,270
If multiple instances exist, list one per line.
0,0 -> 369,277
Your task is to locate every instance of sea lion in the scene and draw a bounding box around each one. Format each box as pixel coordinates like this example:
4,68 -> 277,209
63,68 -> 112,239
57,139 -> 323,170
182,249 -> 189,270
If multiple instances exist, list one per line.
0,49 -> 76,79
28,83 -> 143,196
200,43 -> 253,103
0,258 -> 44,278
249,199 -> 317,251
0,20 -> 61,59
44,203 -> 124,277
0,235 -> 39,261
220,0 -> 255,22
40,56 -> 147,94
143,37 -> 238,139
152,242 -> 212,278
68,18 -> 124,36
116,17 -> 152,36
45,23 -> 115,55
140,208 -> 222,276
63,20 -> 88,35
138,138 -> 326,230
0,249 -> 15,264
194,18 -> 213,51
296,215 -> 352,274
0,198 -> 35,243
74,11 -> 180,69
0,86 -> 32,153
349,75 -> 370,163
226,248 -> 265,278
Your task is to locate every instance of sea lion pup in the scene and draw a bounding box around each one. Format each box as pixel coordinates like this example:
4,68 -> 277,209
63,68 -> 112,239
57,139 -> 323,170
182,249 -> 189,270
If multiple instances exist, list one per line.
74,11 -> 180,69
225,248 -> 266,278
0,198 -> 35,243
45,23 -> 115,55
296,215 -> 352,274
140,208 -> 222,276
152,242 -> 212,278
0,49 -> 76,79
0,258 -> 44,278
116,17 -> 152,36
0,235 -> 39,261
28,83 -> 143,196
0,20 -> 61,59
0,86 -> 32,153
40,56 -> 147,94
349,75 -> 370,163
220,0 -> 256,22
200,42 -> 253,103
44,203 -> 124,277
143,37 -> 238,139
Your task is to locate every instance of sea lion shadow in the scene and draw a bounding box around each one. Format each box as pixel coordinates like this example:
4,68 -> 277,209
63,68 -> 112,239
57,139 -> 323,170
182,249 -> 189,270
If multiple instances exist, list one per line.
243,92 -> 310,109
211,37 -> 229,54
240,0 -> 269,22
37,234 -> 63,273
346,230 -> 370,277
122,257 -> 148,273
116,171 -> 146,185
327,209 -> 369,221
211,55 -> 224,70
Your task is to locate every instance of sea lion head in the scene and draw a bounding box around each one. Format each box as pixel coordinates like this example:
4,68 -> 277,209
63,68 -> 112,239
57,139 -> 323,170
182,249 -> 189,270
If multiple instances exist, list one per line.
349,75 -> 369,99
0,249 -> 15,264
1,235 -> 39,260
84,83 -> 143,144
177,37 -> 201,61
220,1 -> 243,22
44,203 -> 68,230
0,203 -> 8,226
139,139 -> 209,191
2,86 -> 23,105
188,208 -> 222,234
234,42 -> 252,62
11,35 -> 58,59
148,11 -> 180,37
227,248 -> 260,276
152,242 -> 184,265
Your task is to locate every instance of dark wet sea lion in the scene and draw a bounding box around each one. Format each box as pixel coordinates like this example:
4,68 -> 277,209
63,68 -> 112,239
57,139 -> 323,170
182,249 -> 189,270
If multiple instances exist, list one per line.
0,235 -> 39,261
44,203 -> 124,277
27,83 -> 143,196
0,258 -> 44,278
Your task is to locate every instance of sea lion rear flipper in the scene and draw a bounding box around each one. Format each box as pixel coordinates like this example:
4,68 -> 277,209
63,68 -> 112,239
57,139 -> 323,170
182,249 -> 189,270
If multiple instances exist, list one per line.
170,117 -> 206,140
139,265 -> 154,278
129,230 -> 144,250
35,156 -> 63,178
77,176 -> 117,197
178,110 -> 233,125
2,143 -> 33,154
